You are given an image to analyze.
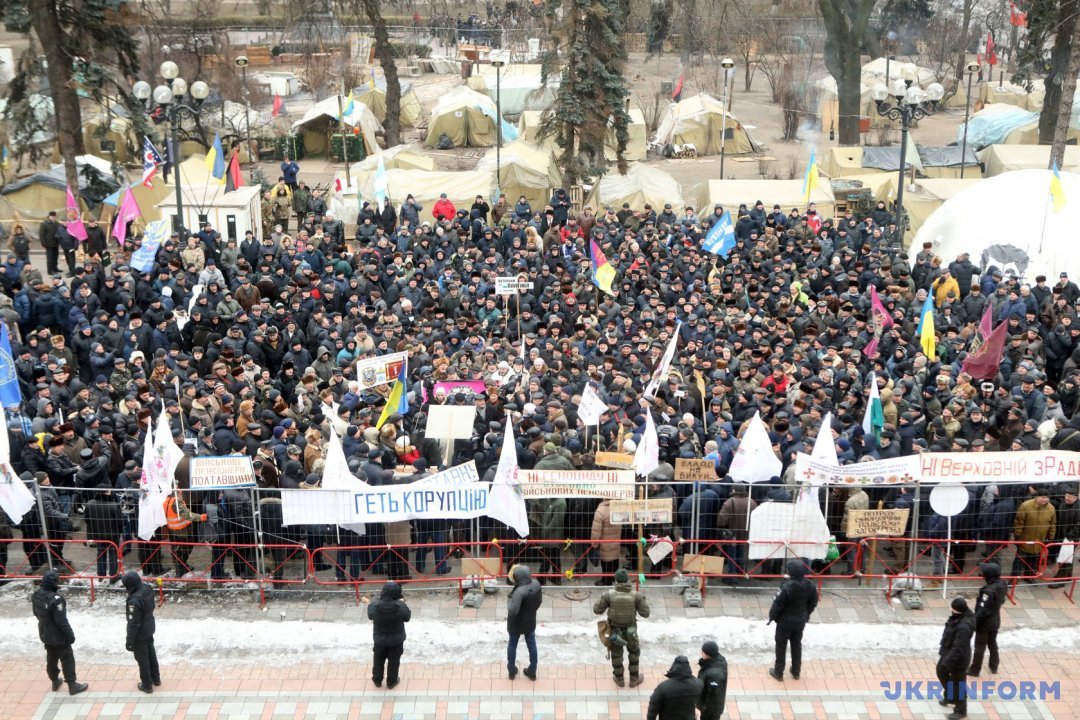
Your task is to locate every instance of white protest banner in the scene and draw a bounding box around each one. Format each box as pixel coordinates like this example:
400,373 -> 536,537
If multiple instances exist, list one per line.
189,456 -> 256,490
747,501 -> 831,560
495,276 -> 534,295
576,384 -> 606,427
609,498 -> 673,525
412,461 -> 480,485
518,469 -> 636,499
355,351 -> 408,391
795,450 -> 1080,487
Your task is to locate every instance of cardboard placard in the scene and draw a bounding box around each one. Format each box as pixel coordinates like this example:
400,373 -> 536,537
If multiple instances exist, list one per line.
681,553 -> 726,575
595,452 -> 635,470
845,508 -> 910,538
608,498 -> 673,525
460,557 -> 501,577
495,276 -> 534,295
189,456 -> 256,490
674,458 -> 717,482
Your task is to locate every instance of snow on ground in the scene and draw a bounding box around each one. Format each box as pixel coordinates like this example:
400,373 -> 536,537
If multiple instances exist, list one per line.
2,609 -> 1078,667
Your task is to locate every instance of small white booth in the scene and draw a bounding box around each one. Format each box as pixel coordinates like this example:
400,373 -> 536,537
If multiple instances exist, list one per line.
157,185 -> 263,242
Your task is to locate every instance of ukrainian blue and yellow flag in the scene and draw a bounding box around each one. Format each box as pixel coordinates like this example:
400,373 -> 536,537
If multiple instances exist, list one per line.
376,363 -> 409,429
205,133 -> 226,185
343,91 -> 355,118
1051,160 -> 1066,212
802,147 -> 819,205
590,239 -> 616,296
916,294 -> 936,359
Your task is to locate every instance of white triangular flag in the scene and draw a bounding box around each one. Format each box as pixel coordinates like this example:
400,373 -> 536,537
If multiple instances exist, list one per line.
488,414 -> 530,537
577,384 -> 606,427
643,322 -> 681,398
799,412 -> 838,508
321,427 -> 368,534
136,417 -> 166,540
0,404 -> 35,524
729,411 -> 781,484
632,410 -> 660,477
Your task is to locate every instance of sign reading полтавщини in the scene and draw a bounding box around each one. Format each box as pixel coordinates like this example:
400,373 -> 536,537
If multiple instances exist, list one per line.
189,456 -> 256,490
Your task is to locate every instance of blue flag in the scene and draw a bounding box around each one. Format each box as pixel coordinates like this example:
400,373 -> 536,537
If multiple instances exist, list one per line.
702,210 -> 736,257
0,323 -> 22,408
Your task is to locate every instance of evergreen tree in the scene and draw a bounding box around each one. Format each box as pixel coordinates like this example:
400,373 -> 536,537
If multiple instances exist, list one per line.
539,0 -> 632,186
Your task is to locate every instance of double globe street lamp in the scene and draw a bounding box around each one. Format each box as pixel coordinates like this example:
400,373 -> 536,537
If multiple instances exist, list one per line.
133,60 -> 211,240
871,63 -> 944,247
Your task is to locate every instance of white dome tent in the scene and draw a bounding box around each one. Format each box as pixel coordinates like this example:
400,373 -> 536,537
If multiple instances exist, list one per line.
911,169 -> 1080,280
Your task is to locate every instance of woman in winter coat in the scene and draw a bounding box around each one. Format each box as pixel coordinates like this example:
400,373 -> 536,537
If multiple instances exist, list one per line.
367,581 -> 411,688
591,499 -> 623,580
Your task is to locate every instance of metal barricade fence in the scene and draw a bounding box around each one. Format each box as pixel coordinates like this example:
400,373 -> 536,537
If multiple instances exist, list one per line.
0,538 -> 121,604
1043,542 -> 1078,603
494,537 -> 679,586
310,541 -> 504,603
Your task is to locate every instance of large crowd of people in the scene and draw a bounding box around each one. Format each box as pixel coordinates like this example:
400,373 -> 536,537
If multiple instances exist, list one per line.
1,168 -> 1079,587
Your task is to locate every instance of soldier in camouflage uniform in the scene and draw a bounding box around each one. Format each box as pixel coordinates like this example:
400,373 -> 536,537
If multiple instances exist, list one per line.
593,567 -> 651,687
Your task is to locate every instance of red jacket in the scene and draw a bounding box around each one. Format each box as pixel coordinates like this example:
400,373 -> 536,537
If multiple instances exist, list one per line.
433,198 -> 456,221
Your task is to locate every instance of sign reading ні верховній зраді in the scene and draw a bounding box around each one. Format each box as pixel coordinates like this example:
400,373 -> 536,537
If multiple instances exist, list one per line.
189,456 -> 256,490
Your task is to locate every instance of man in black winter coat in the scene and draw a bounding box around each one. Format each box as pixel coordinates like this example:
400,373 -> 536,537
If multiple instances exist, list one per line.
697,641 -> 728,720
367,581 -> 411,688
506,563 -> 543,681
646,655 -> 702,720
84,485 -> 124,580
939,597 -> 976,719
31,570 -> 89,695
968,562 -> 1007,676
768,559 -> 818,681
122,571 -> 160,693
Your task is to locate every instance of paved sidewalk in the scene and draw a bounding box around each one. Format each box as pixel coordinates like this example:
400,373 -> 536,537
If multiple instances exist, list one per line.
3,653 -> 1074,720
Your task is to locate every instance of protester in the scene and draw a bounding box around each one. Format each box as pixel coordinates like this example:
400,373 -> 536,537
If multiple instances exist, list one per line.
31,570 -> 89,695
505,563 -> 542,681
593,567 -> 650,687
367,580 -> 411,688
122,570 -> 160,693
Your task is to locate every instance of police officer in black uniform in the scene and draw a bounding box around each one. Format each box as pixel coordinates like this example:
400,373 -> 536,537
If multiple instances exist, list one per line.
767,559 -> 818,681
968,562 -> 1007,676
31,569 -> 89,695
122,570 -> 160,693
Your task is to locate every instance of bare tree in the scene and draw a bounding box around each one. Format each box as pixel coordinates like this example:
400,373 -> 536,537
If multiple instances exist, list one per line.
819,0 -> 881,145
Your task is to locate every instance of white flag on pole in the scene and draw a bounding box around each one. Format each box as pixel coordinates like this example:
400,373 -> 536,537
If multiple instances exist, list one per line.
729,411 -> 781,484
577,384 -> 607,427
799,412 -> 838,508
321,427 -> 368,535
633,410 -> 660,477
643,322 -> 681,398
0,404 -> 35,524
488,415 -> 530,537
136,419 -> 165,540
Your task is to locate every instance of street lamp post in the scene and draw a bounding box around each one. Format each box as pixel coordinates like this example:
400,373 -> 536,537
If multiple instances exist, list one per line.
235,55 -> 253,181
133,61 -> 210,240
960,60 -> 980,179
491,52 -> 505,198
719,57 -> 735,179
871,63 -> 944,248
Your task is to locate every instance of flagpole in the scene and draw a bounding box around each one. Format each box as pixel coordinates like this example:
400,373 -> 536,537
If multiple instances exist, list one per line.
1037,183 -> 1051,257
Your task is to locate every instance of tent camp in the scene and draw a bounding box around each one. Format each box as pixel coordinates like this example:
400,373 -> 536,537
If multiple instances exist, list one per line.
689,178 -> 835,219
158,184 -> 263,243
861,58 -> 938,87
653,94 -> 761,156
979,144 -> 1080,177
351,144 -> 435,176
912,169 -> 1080,279
465,63 -> 558,115
519,108 -> 647,162
475,140 -> 562,210
354,169 -> 496,216
586,164 -> 683,212
870,177 -> 982,241
857,145 -> 980,179
0,155 -> 123,226
978,79 -> 1045,111
816,76 -> 877,132
425,86 -> 516,148
353,78 -> 423,128
290,95 -> 383,157
81,111 -> 136,164
820,147 -> 883,177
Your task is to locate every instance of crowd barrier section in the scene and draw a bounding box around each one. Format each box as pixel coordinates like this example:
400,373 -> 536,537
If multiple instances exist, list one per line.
0,538 -> 121,604
493,537 -> 679,588
1043,542 -> 1079,603
859,538 -> 1047,602
310,541 -> 504,604
116,540 -> 311,607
